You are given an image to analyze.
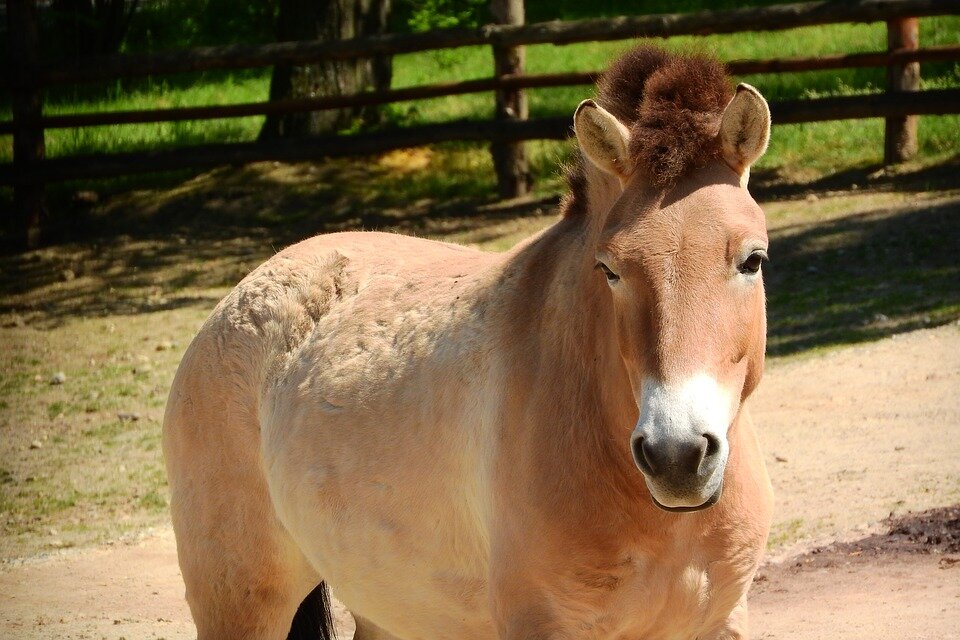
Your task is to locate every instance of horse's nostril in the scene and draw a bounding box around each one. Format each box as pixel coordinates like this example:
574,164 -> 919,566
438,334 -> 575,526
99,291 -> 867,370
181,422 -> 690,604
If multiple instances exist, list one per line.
703,432 -> 721,458
632,437 -> 661,476
678,437 -> 708,475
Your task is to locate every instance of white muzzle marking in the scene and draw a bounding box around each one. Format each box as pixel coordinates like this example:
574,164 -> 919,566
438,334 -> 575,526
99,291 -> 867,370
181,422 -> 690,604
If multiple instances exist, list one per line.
631,374 -> 733,509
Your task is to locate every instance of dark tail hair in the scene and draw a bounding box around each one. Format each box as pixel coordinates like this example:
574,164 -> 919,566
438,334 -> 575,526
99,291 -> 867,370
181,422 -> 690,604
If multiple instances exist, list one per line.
287,582 -> 338,640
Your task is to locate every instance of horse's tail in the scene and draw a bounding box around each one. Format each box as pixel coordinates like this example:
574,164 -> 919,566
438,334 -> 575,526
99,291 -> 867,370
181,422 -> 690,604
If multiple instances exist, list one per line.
287,582 -> 338,640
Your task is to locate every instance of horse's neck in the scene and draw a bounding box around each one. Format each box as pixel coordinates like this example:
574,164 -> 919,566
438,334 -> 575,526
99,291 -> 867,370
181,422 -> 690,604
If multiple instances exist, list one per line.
493,167 -> 643,514
519,162 -> 626,388
498,167 -> 621,381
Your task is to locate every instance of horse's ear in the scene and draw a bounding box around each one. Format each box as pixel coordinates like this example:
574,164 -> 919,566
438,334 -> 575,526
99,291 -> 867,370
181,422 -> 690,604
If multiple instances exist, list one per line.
719,83 -> 770,187
573,99 -> 634,179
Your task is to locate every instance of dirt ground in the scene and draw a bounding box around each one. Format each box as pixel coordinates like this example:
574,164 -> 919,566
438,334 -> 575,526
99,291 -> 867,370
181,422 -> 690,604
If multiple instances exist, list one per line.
1,323 -> 958,639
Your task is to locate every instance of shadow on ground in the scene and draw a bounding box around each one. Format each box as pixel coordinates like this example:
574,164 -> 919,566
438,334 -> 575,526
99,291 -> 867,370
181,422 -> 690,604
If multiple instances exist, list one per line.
765,194 -> 960,355
1,155 -> 958,354
0,152 -> 557,327
752,154 -> 960,200
757,505 -> 960,578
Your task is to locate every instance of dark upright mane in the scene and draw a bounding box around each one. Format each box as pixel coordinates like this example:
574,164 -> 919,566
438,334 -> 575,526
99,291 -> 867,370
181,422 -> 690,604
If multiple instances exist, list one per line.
562,46 -> 733,217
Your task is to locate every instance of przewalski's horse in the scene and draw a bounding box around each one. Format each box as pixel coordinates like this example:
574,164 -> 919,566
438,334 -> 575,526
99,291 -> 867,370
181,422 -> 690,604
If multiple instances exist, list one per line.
163,46 -> 774,640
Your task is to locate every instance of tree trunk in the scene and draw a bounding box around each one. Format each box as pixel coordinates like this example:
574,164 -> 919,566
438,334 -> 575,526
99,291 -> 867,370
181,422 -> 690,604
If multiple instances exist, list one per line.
261,0 -> 392,138
49,0 -> 139,59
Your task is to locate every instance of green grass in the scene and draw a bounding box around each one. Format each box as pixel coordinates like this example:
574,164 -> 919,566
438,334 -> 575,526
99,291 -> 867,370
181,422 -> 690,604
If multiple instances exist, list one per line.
768,517 -> 805,548
4,74 -> 270,160
0,13 -> 957,181
761,188 -> 960,355
387,16 -> 960,174
0,308 -> 195,557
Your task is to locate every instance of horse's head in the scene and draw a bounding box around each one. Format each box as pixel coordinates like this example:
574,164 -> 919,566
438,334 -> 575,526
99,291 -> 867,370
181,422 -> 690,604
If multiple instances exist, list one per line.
573,80 -> 771,512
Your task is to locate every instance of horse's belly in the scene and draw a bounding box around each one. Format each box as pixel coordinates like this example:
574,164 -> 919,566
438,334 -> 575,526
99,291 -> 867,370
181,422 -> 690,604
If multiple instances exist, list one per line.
316,525 -> 495,640
265,422 -> 496,639
261,367 -> 498,638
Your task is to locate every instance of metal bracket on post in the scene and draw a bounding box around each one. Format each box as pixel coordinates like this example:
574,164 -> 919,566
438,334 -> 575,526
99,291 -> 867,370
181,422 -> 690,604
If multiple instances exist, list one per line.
490,0 -> 530,200
884,17 -> 920,165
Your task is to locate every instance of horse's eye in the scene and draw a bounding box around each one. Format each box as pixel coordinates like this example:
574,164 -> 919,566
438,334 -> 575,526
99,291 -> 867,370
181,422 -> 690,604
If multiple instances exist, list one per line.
597,262 -> 620,283
739,250 -> 767,275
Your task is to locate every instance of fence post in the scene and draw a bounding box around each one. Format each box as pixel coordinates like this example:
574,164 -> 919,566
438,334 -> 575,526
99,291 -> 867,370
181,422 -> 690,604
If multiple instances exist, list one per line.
884,17 -> 920,164
7,0 -> 47,249
490,0 -> 530,199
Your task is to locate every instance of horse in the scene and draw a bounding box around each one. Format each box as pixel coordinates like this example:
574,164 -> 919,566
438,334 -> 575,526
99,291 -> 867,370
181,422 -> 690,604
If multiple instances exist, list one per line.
163,45 -> 774,640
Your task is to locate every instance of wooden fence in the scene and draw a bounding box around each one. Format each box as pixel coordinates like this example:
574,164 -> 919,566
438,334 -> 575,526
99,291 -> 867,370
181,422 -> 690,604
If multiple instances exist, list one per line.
3,0 -> 960,248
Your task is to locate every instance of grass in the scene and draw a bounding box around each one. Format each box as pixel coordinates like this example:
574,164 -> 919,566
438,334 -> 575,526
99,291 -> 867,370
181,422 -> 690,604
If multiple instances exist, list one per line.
768,517 -> 805,548
0,15 -> 957,175
761,185 -> 960,355
0,307 -> 199,558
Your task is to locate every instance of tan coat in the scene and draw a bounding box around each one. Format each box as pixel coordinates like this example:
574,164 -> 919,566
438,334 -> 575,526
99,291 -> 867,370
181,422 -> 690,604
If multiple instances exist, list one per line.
164,51 -> 775,640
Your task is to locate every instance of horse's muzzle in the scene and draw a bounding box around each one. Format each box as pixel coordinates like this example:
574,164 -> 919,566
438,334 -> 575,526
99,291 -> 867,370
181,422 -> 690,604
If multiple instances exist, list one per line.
649,481 -> 723,512
630,431 -> 727,511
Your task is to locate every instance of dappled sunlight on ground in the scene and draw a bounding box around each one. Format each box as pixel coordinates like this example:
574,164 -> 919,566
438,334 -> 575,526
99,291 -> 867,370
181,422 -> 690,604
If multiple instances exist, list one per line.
3,155 -> 957,343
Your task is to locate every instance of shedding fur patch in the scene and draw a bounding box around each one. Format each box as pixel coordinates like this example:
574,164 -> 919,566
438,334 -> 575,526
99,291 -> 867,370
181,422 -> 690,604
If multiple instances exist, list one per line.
564,46 -> 733,215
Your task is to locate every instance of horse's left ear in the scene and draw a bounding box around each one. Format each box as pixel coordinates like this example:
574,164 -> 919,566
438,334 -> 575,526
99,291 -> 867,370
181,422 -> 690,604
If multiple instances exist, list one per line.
719,83 -> 771,187
573,99 -> 634,179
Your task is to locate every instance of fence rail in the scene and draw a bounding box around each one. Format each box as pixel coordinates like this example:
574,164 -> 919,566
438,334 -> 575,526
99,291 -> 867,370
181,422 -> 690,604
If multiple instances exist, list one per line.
4,0 -> 956,88
3,88 -> 958,186
4,0 -> 960,248
4,44 -> 958,135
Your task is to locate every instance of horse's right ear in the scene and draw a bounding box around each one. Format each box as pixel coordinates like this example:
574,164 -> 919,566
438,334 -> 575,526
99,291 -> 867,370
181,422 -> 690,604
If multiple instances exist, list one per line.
574,100 -> 634,179
719,83 -> 771,187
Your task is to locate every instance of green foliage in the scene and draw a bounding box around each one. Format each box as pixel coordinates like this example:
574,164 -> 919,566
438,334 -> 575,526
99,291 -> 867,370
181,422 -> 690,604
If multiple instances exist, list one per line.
114,0 -> 278,53
525,0 -> 787,21
396,0 -> 489,32
0,0 -> 278,68
391,0 -> 487,72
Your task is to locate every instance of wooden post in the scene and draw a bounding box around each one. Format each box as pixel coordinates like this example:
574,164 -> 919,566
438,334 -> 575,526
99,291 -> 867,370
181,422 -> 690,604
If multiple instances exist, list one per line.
8,0 -> 47,249
490,0 -> 530,199
884,17 -> 920,164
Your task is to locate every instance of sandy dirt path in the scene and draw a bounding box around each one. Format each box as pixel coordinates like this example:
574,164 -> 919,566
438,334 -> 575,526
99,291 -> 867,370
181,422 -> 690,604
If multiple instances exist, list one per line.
755,551 -> 959,640
2,324 -> 959,639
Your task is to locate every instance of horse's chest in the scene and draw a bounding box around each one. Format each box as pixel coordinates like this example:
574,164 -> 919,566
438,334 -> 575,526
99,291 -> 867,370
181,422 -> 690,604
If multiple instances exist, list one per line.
557,550 -> 745,640
621,561 -> 722,638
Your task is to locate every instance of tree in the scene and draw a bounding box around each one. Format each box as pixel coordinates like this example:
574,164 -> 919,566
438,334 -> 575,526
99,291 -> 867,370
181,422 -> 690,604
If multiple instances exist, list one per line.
48,0 -> 140,59
260,0 -> 393,138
